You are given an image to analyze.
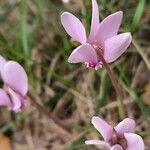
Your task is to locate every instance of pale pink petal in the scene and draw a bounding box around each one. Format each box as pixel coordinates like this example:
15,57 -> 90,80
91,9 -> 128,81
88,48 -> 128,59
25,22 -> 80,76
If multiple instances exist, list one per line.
68,44 -> 98,63
0,89 -> 12,108
19,96 -> 27,108
1,61 -> 28,96
88,0 -> 99,42
62,0 -> 70,3
115,118 -> 136,136
124,133 -> 144,150
104,33 -> 132,63
91,116 -> 113,142
0,56 -> 7,77
110,144 -> 123,150
8,88 -> 22,112
85,140 -> 110,148
95,11 -> 123,47
61,12 -> 86,44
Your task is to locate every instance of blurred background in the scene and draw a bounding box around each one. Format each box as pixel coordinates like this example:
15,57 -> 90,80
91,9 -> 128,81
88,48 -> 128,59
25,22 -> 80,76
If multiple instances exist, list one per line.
0,0 -> 149,149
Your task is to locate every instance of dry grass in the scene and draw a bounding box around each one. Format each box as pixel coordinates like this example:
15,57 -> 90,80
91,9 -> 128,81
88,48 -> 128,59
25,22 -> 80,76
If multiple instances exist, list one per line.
0,0 -> 149,149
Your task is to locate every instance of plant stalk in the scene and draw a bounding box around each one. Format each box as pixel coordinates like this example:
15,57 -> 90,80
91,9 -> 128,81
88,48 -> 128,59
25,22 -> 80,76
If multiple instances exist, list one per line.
28,92 -> 71,133
93,45 -> 126,118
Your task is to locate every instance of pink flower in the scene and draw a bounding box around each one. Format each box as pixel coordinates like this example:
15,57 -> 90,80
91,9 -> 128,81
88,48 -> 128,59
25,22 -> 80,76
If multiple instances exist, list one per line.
85,116 -> 144,150
61,0 -> 132,70
0,56 -> 28,112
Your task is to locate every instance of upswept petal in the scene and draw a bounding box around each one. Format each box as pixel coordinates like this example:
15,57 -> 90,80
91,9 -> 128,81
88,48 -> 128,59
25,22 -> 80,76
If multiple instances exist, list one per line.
0,89 -> 12,108
115,118 -> 136,136
91,116 -> 113,142
95,11 -> 123,47
124,133 -> 144,150
8,88 -> 22,112
61,12 -> 86,44
68,44 -> 98,64
0,56 -> 7,77
85,140 -> 110,148
110,144 -> 123,150
1,61 -> 28,96
88,0 -> 99,42
104,33 -> 132,63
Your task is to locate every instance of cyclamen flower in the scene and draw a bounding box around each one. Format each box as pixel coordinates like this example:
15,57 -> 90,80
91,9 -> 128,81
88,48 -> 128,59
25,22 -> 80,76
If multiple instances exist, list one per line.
85,116 -> 144,150
61,0 -> 132,70
0,56 -> 28,112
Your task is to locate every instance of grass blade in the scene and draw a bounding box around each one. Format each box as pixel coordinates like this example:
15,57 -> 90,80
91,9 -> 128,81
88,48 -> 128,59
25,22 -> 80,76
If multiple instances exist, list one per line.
131,0 -> 145,32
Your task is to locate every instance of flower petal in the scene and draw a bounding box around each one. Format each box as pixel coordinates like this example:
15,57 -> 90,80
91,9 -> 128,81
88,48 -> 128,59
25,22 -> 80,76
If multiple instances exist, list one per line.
124,133 -> 144,150
68,44 -> 98,64
115,118 -> 136,136
110,144 -> 123,150
0,89 -> 12,108
88,0 -> 100,42
85,140 -> 110,148
0,55 -> 7,77
91,116 -> 113,142
95,11 -> 123,46
61,12 -> 86,44
1,61 -> 28,96
8,88 -> 23,112
104,33 -> 132,63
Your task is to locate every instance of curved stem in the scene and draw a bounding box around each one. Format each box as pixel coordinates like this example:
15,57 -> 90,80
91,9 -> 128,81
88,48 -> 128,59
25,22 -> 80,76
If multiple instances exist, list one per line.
28,92 -> 71,133
93,45 -> 126,118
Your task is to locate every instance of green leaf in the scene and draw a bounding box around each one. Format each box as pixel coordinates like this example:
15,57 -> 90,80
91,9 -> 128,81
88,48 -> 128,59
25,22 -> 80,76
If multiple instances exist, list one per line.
96,71 -> 111,112
131,0 -> 145,32
19,0 -> 29,57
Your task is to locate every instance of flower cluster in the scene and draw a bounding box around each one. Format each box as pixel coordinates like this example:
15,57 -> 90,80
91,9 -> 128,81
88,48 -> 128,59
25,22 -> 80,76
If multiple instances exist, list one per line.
61,0 -> 145,149
0,55 -> 28,112
0,0 -> 145,149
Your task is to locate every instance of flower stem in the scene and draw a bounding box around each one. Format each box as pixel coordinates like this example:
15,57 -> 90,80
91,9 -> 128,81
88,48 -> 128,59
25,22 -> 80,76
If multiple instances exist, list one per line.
28,92 -> 71,133
94,45 -> 126,118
